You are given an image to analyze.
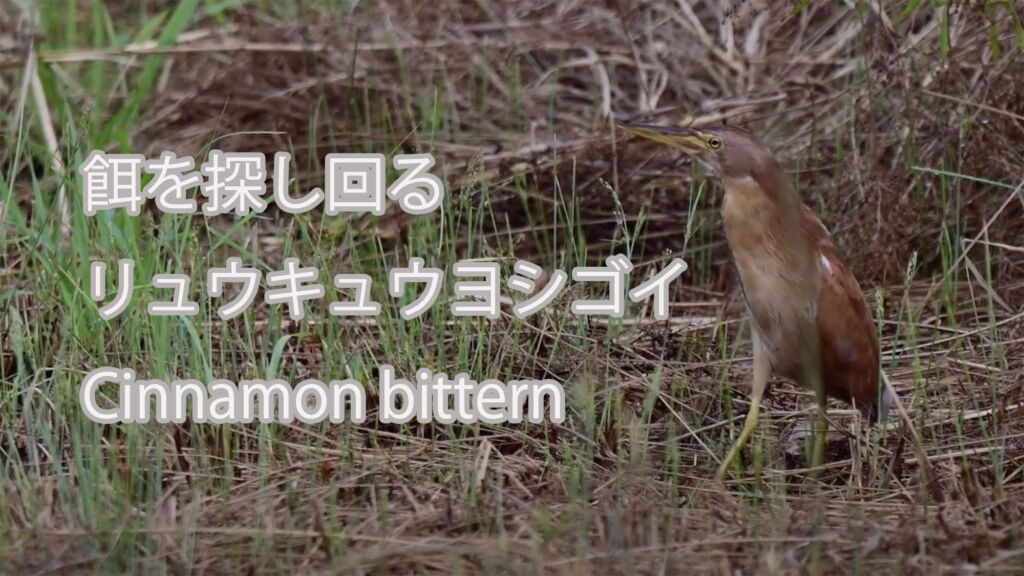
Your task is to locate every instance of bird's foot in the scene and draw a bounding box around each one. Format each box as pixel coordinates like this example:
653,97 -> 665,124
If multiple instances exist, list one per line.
782,413 -> 845,472
716,399 -> 762,482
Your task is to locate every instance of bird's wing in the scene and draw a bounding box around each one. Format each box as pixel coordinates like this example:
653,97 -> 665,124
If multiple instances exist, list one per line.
801,206 -> 882,414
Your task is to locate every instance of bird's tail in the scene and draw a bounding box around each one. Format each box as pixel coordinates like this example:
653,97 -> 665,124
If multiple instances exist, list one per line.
874,383 -> 895,424
858,375 -> 895,424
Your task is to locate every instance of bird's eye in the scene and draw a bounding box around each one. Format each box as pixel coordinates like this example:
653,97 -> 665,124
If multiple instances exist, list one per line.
707,136 -> 723,150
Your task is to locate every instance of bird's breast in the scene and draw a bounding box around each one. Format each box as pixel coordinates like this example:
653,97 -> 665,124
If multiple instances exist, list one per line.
721,183 -> 818,377
733,249 -> 817,375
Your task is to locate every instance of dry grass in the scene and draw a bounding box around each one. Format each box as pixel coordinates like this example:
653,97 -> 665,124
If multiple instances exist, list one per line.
1,0 -> 1023,574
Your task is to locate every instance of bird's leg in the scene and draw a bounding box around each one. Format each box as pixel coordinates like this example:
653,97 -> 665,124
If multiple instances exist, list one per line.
810,397 -> 829,474
799,318 -> 828,475
717,338 -> 771,480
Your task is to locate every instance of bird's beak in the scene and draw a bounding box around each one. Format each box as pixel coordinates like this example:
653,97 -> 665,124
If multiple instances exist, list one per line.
617,123 -> 710,155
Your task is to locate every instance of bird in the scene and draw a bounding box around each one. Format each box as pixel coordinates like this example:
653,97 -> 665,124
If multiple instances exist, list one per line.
618,122 -> 892,480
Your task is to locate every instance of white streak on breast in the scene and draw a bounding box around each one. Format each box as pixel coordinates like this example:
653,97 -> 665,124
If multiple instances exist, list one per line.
820,253 -> 833,276
724,175 -> 756,185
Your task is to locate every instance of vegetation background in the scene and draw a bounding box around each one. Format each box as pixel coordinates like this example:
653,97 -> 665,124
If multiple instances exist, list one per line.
1,0 -> 1023,574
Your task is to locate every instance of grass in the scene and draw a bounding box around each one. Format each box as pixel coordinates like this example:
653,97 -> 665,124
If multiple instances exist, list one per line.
1,0 -> 1023,574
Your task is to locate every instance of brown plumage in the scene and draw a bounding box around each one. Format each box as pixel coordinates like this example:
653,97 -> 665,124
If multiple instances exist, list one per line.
619,123 -> 890,478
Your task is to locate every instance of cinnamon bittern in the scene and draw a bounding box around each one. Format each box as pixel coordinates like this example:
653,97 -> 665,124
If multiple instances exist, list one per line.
620,123 -> 892,479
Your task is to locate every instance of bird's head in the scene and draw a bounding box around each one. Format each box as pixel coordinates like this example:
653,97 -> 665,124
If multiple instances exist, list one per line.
618,123 -> 774,181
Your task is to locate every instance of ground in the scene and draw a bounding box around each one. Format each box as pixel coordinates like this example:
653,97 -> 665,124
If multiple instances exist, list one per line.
0,1 -> 1023,574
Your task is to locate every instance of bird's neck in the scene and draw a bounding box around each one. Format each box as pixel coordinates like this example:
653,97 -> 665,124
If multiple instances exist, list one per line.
720,163 -> 813,274
752,159 -> 803,218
